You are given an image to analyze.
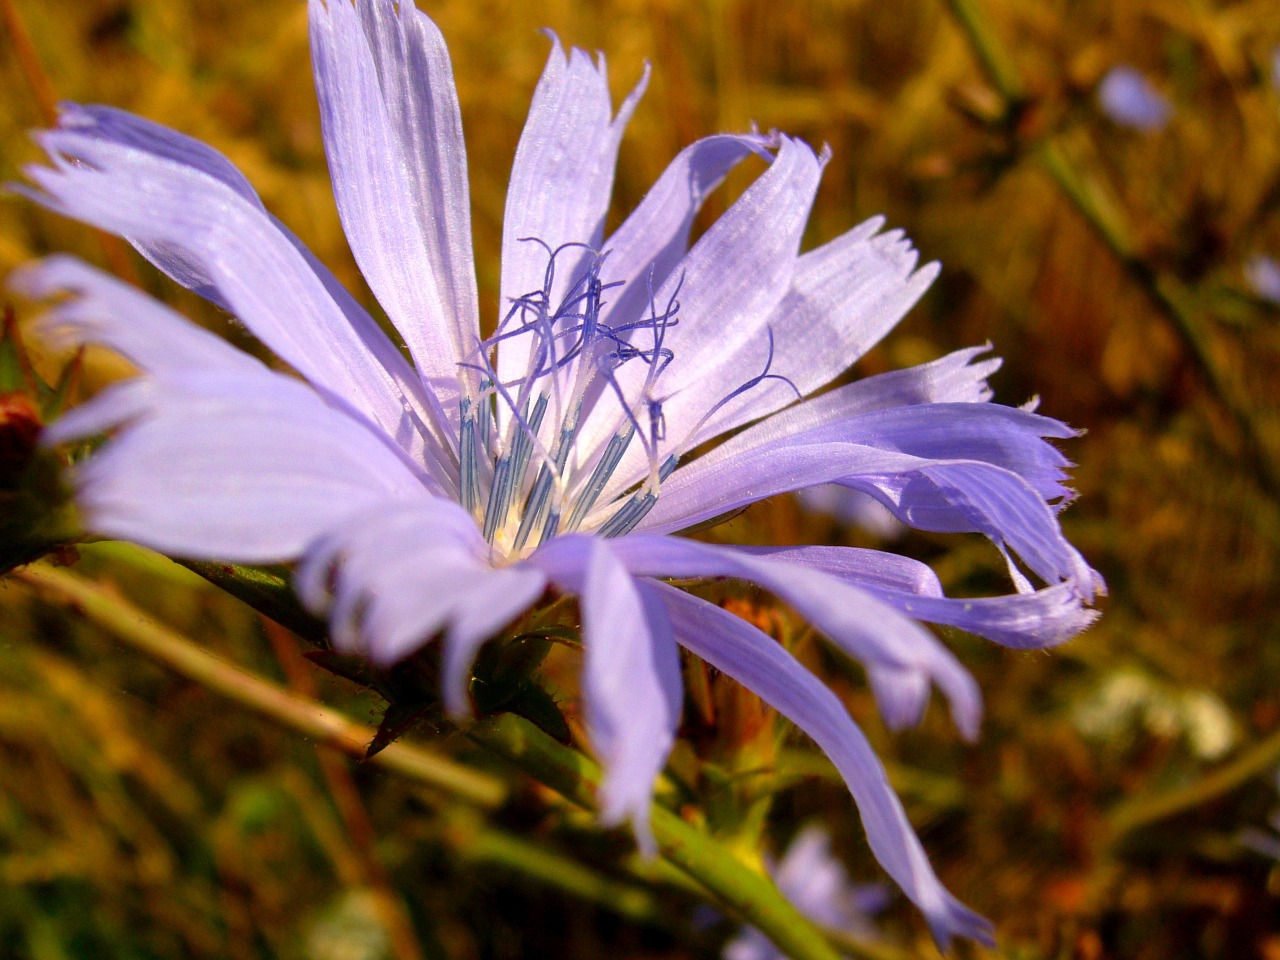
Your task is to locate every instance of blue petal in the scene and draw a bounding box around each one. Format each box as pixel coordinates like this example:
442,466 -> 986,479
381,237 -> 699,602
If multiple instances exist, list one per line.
656,585 -> 994,950
64,374 -> 427,563
569,131 -> 775,418
598,133 -> 776,332
605,534 -> 981,737
683,222 -> 940,451
1098,66 -> 1171,132
1246,255 -> 1280,306
439,567 -> 550,716
528,536 -> 682,853
772,826 -> 888,937
843,460 -> 1100,597
310,0 -> 480,409
791,403 -> 1079,504
578,137 -> 823,495
704,345 -> 1002,462
23,115 -> 454,487
741,544 -> 1100,649
496,34 -> 648,394
643,441 -> 1098,599
296,498 -> 548,675
14,256 -> 263,379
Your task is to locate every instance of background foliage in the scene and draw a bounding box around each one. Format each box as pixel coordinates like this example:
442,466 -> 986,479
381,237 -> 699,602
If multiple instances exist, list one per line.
2,0 -> 1280,957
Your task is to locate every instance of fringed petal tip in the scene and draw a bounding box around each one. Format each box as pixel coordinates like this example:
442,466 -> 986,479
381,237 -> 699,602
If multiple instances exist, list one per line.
928,897 -> 997,953
6,256 -> 63,304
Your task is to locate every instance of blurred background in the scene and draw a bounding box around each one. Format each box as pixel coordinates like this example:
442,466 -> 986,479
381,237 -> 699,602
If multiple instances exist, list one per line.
2,0 -> 1280,957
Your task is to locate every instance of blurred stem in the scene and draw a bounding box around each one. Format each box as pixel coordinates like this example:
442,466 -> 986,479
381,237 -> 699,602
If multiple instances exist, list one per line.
470,713 -> 845,960
941,0 -> 1280,495
17,561 -> 859,960
0,0 -> 139,284
264,620 -> 427,960
12,563 -> 506,808
1037,140 -> 1280,492
938,0 -> 1025,104
441,808 -> 670,928
0,0 -> 57,124
1106,726 -> 1280,843
183,559 -> 328,643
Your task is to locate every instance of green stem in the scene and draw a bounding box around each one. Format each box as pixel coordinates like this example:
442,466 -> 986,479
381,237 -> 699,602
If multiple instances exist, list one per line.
17,561 -> 853,960
939,0 -> 1025,103
443,810 -> 669,928
471,713 -> 844,960
180,558 -> 329,644
13,563 -> 506,808
1107,726 -> 1280,843
1038,139 -> 1280,491
940,0 -> 1280,495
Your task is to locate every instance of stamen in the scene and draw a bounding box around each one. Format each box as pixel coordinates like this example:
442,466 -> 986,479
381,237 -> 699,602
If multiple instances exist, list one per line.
682,326 -> 800,446
563,426 -> 634,533
512,415 -> 575,551
507,392 -> 549,514
473,370 -> 554,544
596,455 -> 680,538
459,394 -> 480,515
482,392 -> 548,544
466,237 -> 791,557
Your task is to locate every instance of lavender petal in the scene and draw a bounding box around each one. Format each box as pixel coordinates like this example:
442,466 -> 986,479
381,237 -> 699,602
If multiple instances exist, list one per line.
310,0 -> 479,410
496,36 -> 648,391
23,127 -> 454,485
606,534 -> 981,737
658,585 -> 995,951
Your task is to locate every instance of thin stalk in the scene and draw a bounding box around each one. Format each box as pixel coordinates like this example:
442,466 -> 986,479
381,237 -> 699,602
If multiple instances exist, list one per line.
13,563 -> 506,808
0,0 -> 58,125
1038,140 -> 1280,492
1106,726 -> 1280,844
1,0 -> 141,284
470,713 -> 844,960
938,0 -> 1025,103
264,621 -> 427,960
940,0 -> 1280,494
180,558 -> 328,644
17,561 -> 856,960
442,810 -> 669,928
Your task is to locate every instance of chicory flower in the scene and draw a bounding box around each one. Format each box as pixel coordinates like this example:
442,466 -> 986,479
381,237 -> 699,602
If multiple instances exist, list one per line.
1245,254 -> 1280,306
1097,65 -> 1171,132
13,0 -> 1103,946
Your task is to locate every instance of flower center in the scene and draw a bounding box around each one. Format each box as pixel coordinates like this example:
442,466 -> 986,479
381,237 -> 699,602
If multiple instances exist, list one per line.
457,240 -> 793,562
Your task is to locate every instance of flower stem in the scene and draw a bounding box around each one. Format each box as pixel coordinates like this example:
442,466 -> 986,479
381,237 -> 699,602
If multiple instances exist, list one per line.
940,0 -> 1280,496
440,807 -> 670,928
470,713 -> 844,960
938,0 -> 1025,104
12,562 -> 507,808
16,560 -> 852,960
263,619 -> 428,960
1106,726 -> 1280,844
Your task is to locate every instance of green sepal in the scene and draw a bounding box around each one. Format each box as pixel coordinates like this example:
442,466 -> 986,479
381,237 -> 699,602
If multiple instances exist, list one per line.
470,635 -> 571,744
366,698 -> 442,760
